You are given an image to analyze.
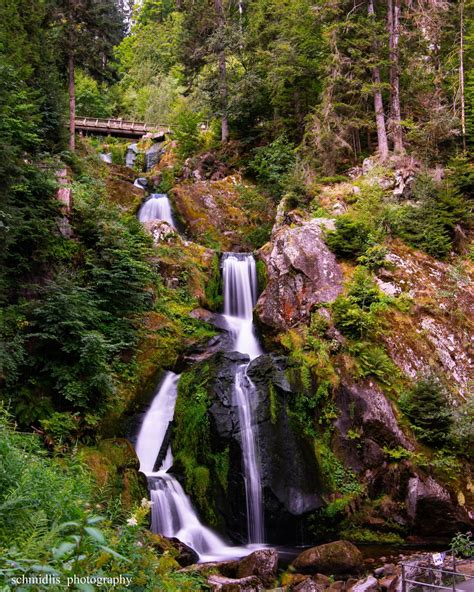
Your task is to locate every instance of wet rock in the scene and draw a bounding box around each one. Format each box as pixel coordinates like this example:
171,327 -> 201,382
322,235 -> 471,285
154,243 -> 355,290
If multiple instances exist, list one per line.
314,574 -> 331,588
134,177 -> 148,189
236,549 -> 278,587
256,218 -> 343,329
148,534 -> 198,567
348,576 -> 379,592
207,574 -> 263,592
145,141 -> 164,170
292,540 -> 363,576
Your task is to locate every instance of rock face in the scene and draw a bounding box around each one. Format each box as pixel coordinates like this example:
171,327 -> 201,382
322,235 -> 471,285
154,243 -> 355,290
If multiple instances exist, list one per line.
256,219 -> 343,329
292,540 -> 364,575
207,574 -> 262,592
236,549 -> 278,587
405,475 -> 472,536
179,351 -> 322,544
145,141 -> 164,170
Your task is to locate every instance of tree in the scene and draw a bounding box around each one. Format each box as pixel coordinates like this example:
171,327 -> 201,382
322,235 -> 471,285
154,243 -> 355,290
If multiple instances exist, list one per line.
54,0 -> 125,150
368,0 -> 389,161
387,0 -> 404,153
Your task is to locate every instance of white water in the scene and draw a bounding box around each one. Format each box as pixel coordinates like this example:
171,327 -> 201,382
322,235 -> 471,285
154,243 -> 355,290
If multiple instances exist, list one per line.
222,253 -> 265,544
138,193 -> 176,228
134,372 -> 247,561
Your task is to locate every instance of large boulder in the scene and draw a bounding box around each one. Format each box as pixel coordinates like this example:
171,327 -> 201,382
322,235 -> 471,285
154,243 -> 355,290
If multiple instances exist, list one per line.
256,218 -> 343,330
145,141 -> 164,170
236,549 -> 278,587
292,540 -> 363,576
148,533 -> 199,567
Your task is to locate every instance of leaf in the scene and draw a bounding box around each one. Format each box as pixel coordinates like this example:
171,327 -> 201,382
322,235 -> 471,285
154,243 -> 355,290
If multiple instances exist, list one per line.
53,542 -> 76,560
31,565 -> 61,575
84,526 -> 105,544
76,584 -> 95,592
99,545 -> 131,563
86,515 -> 104,525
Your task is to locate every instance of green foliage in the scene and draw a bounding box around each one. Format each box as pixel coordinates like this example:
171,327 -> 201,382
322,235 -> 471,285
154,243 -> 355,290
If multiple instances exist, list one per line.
171,100 -> 204,159
350,342 -> 399,386
450,531 -> 474,559
316,437 -> 363,497
75,71 -> 114,118
382,446 -> 412,462
326,216 -> 372,259
398,376 -> 453,446
386,177 -> 470,259
332,267 -> 387,339
248,135 -> 296,197
450,397 -> 474,461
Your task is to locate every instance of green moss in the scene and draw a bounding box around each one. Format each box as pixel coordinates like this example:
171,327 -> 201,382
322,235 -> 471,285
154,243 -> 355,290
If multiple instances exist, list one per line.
268,381 -> 279,424
339,527 -> 404,544
172,361 -> 228,527
204,254 -> 223,311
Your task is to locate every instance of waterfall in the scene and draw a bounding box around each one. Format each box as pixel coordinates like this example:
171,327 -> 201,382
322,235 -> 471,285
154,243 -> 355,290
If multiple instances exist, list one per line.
222,253 -> 265,544
134,372 -> 245,562
138,194 -> 176,228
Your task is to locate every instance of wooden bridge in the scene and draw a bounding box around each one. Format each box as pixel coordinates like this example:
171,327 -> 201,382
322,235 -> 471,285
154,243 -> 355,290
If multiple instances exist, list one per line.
74,117 -> 170,139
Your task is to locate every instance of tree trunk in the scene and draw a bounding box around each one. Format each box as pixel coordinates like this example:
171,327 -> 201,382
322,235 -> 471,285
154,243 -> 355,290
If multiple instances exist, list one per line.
459,0 -> 467,152
214,0 -> 229,143
388,0 -> 404,153
68,50 -> 75,152
368,0 -> 389,161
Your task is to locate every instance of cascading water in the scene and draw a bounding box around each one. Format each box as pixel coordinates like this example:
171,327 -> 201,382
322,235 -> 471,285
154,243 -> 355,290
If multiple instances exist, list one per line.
221,253 -> 265,544
134,372 -> 245,562
138,193 -> 176,228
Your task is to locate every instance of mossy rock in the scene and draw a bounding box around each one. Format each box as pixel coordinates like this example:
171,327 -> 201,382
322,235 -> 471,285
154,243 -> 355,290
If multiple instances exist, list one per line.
80,438 -> 148,511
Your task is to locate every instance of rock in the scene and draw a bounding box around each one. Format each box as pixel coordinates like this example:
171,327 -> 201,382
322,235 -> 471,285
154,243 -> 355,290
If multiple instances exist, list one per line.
236,549 -> 278,587
349,576 -> 379,592
328,582 -> 345,592
405,475 -> 473,535
383,565 -> 396,576
292,541 -> 363,576
145,141 -> 164,170
148,534 -> 198,567
293,578 -> 324,592
143,219 -> 177,244
314,574 -> 331,588
134,177 -> 148,189
256,219 -> 343,329
207,574 -> 263,592
374,568 -> 385,578
378,576 -> 398,592
126,143 -> 139,168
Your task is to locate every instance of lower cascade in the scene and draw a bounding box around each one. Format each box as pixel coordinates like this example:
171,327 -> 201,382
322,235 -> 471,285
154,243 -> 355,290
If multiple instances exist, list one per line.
134,372 -> 244,562
222,253 -> 265,544
138,193 -> 176,228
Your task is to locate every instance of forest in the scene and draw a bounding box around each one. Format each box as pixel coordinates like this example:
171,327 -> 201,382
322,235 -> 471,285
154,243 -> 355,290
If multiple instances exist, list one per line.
0,0 -> 473,590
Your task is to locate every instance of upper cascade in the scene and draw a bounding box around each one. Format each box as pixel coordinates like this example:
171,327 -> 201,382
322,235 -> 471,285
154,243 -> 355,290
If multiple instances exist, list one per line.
221,253 -> 262,360
138,193 -> 176,228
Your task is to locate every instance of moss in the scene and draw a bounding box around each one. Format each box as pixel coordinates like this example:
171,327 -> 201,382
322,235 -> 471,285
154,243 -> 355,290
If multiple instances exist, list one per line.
339,527 -> 404,544
256,258 -> 268,294
268,381 -> 279,424
172,361 -> 227,527
204,253 -> 224,311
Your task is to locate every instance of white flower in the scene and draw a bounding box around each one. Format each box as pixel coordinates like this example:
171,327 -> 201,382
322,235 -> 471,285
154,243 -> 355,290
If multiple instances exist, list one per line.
141,498 -> 154,509
127,517 -> 138,526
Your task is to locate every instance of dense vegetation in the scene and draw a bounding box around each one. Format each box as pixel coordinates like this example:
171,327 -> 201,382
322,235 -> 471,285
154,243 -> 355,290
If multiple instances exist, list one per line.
0,0 -> 473,588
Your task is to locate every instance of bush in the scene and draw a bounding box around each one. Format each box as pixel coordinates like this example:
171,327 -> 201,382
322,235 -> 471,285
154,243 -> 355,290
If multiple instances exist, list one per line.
398,376 -> 452,446
326,215 -> 372,259
171,100 -> 203,159
387,177 -> 470,259
248,134 -> 296,197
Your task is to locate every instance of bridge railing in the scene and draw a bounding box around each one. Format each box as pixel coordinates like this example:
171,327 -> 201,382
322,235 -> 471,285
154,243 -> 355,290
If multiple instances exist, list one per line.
74,117 -> 170,135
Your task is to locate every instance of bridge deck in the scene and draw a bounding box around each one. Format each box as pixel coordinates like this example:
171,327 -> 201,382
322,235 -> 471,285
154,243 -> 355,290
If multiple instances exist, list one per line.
75,117 -> 169,139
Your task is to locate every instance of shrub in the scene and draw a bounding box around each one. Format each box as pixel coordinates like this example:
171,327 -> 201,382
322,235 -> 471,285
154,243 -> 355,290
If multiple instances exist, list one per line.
398,376 -> 452,446
171,100 -> 203,159
386,177 -> 470,259
248,134 -> 296,197
326,215 -> 372,259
